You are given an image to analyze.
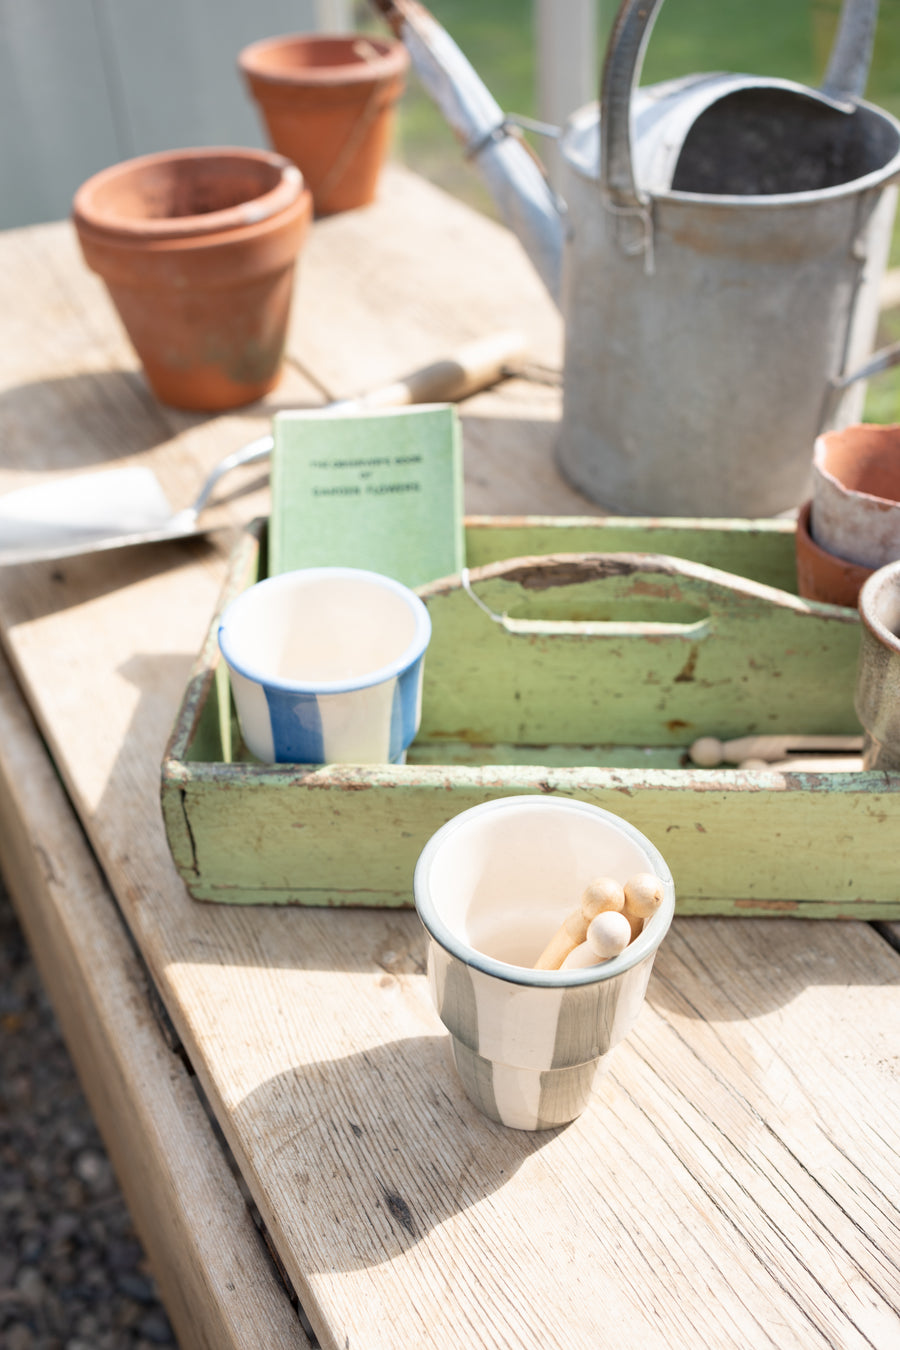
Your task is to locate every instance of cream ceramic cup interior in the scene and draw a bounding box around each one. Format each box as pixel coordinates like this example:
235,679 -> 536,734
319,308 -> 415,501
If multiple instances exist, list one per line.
416,796 -> 675,980
221,568 -> 423,688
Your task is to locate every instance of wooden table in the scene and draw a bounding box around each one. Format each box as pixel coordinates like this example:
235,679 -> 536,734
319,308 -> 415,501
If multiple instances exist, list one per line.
0,167 -> 898,1350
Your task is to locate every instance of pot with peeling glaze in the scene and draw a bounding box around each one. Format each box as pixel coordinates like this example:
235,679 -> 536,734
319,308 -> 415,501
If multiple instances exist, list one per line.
812,423 -> 900,571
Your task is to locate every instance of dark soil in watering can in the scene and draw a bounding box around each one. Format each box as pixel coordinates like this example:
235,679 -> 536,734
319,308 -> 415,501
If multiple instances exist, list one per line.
672,87 -> 898,194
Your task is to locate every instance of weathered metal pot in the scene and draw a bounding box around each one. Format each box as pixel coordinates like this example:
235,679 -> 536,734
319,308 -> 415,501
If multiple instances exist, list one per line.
856,559 -> 900,770
812,422 -> 900,569
373,0 -> 900,516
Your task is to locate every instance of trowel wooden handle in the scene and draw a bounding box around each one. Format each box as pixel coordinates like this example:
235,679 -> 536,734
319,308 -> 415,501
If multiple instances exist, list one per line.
356,331 -> 527,408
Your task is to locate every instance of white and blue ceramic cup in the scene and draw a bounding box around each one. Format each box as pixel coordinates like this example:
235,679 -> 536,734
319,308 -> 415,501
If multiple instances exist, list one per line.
414,796 -> 675,1131
218,567 -> 431,764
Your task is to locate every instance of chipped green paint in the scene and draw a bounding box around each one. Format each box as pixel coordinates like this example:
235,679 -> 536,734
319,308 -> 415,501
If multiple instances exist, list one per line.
417,552 -> 861,745
160,517 -> 900,915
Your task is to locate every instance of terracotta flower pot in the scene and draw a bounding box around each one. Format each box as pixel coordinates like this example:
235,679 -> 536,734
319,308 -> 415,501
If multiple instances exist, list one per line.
238,34 -> 409,217
812,422 -> 900,569
795,499 -> 874,608
72,147 -> 312,411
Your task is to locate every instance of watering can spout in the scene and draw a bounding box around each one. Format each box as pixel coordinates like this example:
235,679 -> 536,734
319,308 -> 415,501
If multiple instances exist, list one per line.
369,0 -> 565,304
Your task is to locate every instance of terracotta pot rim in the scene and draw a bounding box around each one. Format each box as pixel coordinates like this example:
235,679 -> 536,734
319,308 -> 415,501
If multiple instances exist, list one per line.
72,147 -> 305,242
75,185 -> 311,261
241,78 -> 405,114
238,32 -> 409,89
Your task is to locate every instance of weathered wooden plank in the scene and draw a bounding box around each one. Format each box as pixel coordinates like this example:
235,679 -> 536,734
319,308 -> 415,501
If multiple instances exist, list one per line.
289,166 -> 565,401
133,901 -> 900,1350
165,759 -> 899,912
0,648 -> 308,1350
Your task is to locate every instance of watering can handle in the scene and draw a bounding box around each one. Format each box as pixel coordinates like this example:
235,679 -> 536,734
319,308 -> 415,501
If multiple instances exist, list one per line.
821,0 -> 880,105
600,0 -> 665,210
601,0 -> 881,211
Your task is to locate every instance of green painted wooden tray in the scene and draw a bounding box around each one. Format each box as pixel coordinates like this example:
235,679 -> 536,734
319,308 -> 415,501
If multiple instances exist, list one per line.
161,516 -> 900,917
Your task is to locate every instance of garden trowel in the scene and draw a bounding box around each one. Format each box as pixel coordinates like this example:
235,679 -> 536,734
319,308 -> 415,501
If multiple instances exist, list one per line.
0,330 -> 525,567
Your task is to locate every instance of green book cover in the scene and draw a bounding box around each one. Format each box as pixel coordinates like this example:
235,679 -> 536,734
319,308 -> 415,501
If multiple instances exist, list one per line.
269,404 -> 465,589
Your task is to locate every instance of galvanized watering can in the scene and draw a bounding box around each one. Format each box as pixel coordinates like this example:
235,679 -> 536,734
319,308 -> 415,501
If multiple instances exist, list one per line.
372,0 -> 900,516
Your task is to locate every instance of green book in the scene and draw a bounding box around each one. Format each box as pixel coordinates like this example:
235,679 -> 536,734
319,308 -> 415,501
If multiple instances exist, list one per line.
269,404 -> 465,589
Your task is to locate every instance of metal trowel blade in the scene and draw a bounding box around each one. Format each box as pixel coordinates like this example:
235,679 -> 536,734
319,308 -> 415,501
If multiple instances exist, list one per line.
0,467 -> 193,566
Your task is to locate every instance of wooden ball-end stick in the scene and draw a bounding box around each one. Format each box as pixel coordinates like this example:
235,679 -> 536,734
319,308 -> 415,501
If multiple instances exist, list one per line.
690,733 -> 863,767
560,941 -> 601,970
533,906 -> 588,970
623,872 -> 664,940
581,876 -> 625,919
533,875 -> 626,970
560,911 -> 632,970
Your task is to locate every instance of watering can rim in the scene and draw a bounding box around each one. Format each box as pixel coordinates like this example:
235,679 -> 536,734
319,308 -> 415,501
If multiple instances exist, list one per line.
562,90 -> 900,211
600,0 -> 881,211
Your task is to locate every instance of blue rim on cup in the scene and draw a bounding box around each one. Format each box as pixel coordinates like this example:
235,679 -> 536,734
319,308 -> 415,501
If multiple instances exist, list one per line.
414,796 -> 675,1130
218,566 -> 431,764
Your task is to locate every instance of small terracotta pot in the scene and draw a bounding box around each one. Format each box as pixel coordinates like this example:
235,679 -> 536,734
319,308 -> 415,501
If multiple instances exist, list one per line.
72,147 -> 312,410
238,34 -> 409,217
812,423 -> 900,570
795,500 -> 874,608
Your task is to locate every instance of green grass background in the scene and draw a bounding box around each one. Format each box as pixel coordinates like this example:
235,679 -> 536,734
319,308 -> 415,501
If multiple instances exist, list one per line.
360,0 -> 900,421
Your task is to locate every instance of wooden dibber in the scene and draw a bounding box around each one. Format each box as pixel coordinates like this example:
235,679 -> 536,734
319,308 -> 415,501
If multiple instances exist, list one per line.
737,755 -> 862,772
533,876 -> 625,970
690,734 -> 863,767
622,872 -> 665,942
534,872 -> 666,971
561,911 -> 632,970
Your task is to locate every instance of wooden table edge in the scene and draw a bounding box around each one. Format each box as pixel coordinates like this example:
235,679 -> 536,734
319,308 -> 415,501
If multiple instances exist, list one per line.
0,646 -> 310,1350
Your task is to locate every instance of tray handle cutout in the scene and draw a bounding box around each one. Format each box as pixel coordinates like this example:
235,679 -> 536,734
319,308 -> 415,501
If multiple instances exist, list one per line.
458,555 -> 717,639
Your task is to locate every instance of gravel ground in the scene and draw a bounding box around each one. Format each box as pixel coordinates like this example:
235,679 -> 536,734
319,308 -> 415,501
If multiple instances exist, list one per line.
0,879 -> 179,1350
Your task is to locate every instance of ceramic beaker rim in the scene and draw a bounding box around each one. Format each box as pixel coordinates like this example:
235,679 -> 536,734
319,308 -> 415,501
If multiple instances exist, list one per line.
414,795 -> 675,988
218,565 -> 432,695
